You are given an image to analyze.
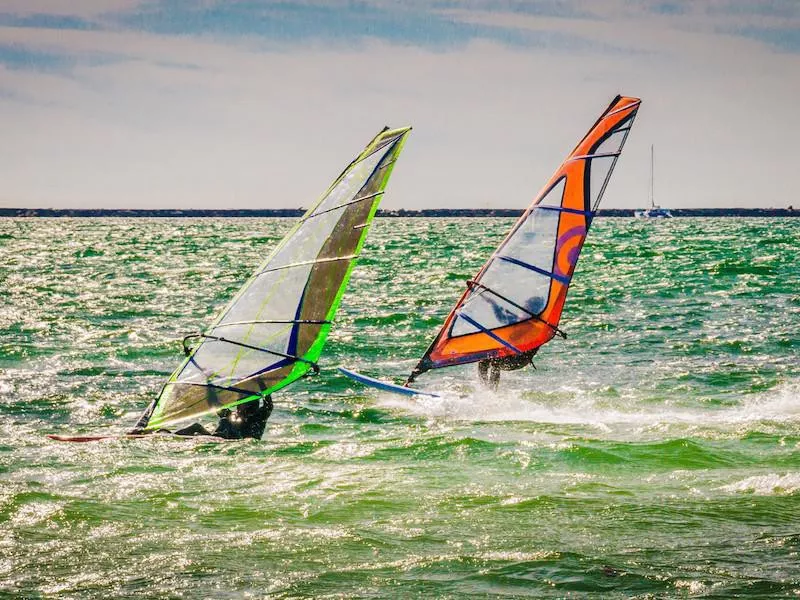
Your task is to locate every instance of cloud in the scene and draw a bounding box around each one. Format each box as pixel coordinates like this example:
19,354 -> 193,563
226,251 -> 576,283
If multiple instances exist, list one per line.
728,25 -> 800,52
103,0 -> 614,53
0,0 -> 142,19
0,13 -> 100,31
0,1 -> 798,209
0,42 -> 80,72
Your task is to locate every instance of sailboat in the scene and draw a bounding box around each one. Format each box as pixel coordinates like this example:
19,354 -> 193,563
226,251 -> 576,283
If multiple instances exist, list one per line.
49,126 -> 412,441
340,96 -> 641,395
634,145 -> 672,218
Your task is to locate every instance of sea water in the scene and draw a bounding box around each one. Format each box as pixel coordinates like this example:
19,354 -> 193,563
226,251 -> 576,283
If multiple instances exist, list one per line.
1,217 -> 798,598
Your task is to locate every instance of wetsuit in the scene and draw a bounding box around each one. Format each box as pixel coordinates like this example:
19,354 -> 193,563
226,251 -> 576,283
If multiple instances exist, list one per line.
478,349 -> 537,390
213,397 -> 273,440
173,396 -> 273,440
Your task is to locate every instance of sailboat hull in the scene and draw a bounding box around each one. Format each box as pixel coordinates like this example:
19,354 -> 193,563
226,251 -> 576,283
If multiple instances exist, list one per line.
635,208 -> 673,218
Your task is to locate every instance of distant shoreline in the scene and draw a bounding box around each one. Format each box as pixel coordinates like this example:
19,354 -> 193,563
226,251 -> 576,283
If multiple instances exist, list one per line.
1,208 -> 798,218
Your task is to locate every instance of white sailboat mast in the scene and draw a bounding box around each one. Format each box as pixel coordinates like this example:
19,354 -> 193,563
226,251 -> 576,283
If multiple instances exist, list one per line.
650,144 -> 655,209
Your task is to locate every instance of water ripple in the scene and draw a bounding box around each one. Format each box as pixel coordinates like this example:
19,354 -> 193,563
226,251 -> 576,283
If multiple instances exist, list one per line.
1,217 -> 798,598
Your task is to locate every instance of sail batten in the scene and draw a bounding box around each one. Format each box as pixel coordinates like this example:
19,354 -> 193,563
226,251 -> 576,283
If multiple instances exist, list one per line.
136,126 -> 412,431
172,381 -> 264,396
302,191 -> 385,220
466,280 -> 540,320
495,255 -> 571,284
570,151 -> 621,161
408,96 -> 640,381
257,254 -> 358,275
212,319 -> 332,328
456,313 -> 524,354
535,205 -> 595,217
191,333 -> 321,368
607,102 -> 640,117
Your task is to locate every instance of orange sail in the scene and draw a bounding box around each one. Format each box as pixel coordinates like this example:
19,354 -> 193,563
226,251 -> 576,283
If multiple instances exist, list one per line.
408,95 -> 641,382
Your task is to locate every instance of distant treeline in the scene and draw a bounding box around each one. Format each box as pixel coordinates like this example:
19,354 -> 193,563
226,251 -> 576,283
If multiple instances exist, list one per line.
1,207 -> 798,218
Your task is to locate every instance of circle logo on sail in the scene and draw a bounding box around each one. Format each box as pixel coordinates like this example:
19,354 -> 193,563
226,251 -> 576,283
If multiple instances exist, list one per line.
554,226 -> 586,280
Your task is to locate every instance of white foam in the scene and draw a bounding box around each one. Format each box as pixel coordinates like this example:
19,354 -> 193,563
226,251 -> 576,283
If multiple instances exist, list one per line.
374,379 -> 800,433
721,472 -> 800,495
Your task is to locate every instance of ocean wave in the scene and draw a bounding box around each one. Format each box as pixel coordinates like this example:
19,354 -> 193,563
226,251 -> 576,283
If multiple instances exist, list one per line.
721,472 -> 800,495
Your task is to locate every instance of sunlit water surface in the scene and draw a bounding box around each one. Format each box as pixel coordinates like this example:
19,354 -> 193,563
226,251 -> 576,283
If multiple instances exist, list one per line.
1,217 -> 799,598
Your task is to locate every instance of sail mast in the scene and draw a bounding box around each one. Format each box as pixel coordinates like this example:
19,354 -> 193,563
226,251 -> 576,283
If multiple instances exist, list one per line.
650,144 -> 655,209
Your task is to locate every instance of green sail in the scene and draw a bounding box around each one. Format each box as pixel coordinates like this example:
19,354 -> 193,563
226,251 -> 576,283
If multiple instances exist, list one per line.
137,126 -> 412,430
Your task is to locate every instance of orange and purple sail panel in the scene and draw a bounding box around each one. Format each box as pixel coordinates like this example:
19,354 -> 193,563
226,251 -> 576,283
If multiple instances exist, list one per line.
408,95 -> 641,382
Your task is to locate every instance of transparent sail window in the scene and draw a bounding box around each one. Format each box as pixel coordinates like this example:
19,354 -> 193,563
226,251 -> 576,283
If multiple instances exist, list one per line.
307,138 -> 396,219
447,205 -> 561,335
594,128 -> 628,156
178,322 -> 296,386
535,177 -> 566,208
267,209 -> 347,270
497,206 -> 560,273
451,290 -> 531,337
587,155 -> 617,209
219,264 -> 314,326
478,259 -> 553,314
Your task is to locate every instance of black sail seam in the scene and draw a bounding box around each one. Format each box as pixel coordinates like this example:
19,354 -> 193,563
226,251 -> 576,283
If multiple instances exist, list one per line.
182,333 -> 321,373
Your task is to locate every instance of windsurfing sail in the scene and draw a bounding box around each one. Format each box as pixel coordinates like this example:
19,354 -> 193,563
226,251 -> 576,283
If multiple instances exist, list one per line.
408,95 -> 641,383
133,126 -> 412,431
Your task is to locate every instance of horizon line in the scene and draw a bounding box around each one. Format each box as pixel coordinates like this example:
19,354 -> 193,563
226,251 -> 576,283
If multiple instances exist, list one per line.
2,207 -> 799,218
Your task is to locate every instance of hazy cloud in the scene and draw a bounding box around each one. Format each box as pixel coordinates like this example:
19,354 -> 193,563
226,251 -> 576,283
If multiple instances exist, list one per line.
0,0 -> 797,209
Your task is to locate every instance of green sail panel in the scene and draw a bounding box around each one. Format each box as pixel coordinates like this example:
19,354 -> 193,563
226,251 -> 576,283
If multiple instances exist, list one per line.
138,126 -> 411,430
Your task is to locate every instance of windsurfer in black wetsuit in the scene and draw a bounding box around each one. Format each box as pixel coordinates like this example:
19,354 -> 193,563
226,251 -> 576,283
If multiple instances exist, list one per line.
172,396 -> 273,440
477,349 -> 537,390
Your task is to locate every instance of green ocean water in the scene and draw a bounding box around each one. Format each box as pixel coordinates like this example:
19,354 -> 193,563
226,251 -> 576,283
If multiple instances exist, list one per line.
1,216 -> 798,599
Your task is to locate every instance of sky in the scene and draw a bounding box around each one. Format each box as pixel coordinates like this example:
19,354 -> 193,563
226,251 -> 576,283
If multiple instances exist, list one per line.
0,1 -> 798,210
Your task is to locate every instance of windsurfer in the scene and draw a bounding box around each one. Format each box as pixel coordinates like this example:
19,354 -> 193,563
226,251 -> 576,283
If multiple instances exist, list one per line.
477,349 -> 537,390
171,396 -> 273,440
